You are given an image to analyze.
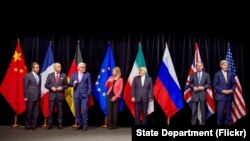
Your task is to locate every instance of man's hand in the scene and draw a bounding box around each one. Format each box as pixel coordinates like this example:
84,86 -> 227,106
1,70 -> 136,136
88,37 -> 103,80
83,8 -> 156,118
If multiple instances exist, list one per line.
197,86 -> 204,91
131,97 -> 135,102
73,80 -> 78,86
57,87 -> 62,91
193,87 -> 198,91
51,87 -> 57,92
222,90 -> 229,94
24,98 -> 28,101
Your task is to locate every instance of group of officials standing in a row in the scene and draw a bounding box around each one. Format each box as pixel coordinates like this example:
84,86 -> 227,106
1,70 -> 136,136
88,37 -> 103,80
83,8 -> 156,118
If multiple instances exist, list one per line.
23,59 -> 235,131
24,62 -> 91,131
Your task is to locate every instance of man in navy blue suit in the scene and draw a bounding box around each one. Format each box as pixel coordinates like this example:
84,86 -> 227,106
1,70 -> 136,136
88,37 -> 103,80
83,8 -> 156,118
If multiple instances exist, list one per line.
213,60 -> 236,125
69,62 -> 92,131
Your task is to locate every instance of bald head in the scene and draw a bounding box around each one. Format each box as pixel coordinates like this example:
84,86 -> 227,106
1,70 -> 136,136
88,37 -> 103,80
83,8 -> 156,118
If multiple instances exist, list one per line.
54,62 -> 61,73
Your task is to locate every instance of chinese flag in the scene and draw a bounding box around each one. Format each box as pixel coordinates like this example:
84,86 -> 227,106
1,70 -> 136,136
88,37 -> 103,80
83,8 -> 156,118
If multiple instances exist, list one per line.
0,39 -> 27,115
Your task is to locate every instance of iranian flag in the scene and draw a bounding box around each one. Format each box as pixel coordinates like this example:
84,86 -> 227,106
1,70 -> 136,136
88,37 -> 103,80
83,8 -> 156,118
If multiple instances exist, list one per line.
123,42 -> 154,118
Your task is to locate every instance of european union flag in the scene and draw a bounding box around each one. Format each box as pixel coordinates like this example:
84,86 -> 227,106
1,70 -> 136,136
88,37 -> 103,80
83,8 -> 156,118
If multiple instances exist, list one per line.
93,43 -> 124,116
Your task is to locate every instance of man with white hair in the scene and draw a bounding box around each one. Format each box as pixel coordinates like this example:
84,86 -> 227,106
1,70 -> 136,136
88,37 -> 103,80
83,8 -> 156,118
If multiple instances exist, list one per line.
213,60 -> 236,125
131,67 -> 153,126
45,63 -> 68,130
69,62 -> 92,131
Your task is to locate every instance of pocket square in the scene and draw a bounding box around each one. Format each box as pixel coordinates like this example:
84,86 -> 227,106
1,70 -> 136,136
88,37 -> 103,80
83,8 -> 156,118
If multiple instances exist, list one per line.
60,78 -> 64,79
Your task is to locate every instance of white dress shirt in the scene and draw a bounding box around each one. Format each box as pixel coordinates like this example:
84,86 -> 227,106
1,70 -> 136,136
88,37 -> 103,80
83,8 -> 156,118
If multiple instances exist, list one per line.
141,75 -> 145,86
222,70 -> 227,83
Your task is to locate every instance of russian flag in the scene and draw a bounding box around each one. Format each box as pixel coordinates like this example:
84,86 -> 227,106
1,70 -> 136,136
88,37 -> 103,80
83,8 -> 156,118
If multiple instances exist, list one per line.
154,43 -> 184,118
40,42 -> 54,117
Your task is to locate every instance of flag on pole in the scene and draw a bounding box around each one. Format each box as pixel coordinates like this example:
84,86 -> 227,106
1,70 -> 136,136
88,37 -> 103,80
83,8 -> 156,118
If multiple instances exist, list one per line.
184,43 -> 215,122
93,43 -> 124,115
65,41 -> 94,117
40,42 -> 54,117
154,43 -> 183,118
225,43 -> 246,124
0,39 -> 27,115
123,42 -> 154,118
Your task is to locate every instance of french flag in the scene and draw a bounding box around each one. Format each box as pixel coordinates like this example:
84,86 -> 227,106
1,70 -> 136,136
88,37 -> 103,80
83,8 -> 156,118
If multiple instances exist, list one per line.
154,43 -> 184,118
40,42 -> 54,117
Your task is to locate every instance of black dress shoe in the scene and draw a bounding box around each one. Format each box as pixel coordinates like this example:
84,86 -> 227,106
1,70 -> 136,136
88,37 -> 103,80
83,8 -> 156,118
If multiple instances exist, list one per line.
31,127 -> 36,130
76,126 -> 83,130
107,127 -> 113,130
46,126 -> 53,130
58,126 -> 63,130
25,126 -> 30,130
83,127 -> 87,131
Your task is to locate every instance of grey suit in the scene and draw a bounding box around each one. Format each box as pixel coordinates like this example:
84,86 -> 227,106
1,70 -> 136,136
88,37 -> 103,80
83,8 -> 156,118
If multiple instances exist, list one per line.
24,72 -> 41,129
45,72 -> 68,126
132,76 -> 153,125
189,71 -> 211,125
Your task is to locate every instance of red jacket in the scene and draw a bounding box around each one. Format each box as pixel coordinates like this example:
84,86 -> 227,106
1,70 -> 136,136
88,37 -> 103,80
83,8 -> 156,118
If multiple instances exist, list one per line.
105,77 -> 123,100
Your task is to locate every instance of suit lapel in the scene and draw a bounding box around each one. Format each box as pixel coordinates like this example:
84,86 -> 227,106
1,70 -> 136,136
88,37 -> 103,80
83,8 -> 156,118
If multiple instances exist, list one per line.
220,71 -> 227,85
142,77 -> 147,87
200,72 -> 205,84
138,76 -> 142,87
30,72 -> 37,85
196,73 -> 199,84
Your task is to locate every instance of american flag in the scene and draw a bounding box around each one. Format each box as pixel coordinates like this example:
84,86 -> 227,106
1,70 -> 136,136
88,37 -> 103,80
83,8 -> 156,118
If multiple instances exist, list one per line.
184,43 -> 215,122
225,43 -> 246,124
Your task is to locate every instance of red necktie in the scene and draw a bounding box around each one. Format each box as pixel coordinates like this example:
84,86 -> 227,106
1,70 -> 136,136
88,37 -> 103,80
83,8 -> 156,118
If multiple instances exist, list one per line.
56,73 -> 59,83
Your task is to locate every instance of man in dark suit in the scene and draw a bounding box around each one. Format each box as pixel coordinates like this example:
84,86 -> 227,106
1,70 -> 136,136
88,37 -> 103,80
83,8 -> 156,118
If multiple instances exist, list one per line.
24,62 -> 41,130
131,67 -> 153,126
69,62 -> 92,131
213,60 -> 236,125
190,62 -> 211,125
45,63 -> 68,130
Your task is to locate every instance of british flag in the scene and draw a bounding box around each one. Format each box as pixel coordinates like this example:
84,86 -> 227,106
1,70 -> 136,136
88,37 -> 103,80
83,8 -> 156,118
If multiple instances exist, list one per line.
225,43 -> 246,124
184,43 -> 215,122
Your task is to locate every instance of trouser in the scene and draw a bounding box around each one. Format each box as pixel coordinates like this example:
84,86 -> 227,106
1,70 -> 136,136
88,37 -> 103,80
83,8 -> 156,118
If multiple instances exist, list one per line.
74,97 -> 88,128
135,100 -> 148,125
48,99 -> 63,126
25,100 -> 39,128
191,101 -> 206,125
107,97 -> 119,128
217,100 -> 232,125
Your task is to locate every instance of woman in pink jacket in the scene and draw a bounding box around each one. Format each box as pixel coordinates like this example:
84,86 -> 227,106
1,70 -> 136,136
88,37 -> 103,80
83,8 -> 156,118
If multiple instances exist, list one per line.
105,66 -> 123,130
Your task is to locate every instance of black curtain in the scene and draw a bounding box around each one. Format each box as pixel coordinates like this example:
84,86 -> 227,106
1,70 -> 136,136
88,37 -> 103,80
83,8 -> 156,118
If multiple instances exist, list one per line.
0,32 -> 249,127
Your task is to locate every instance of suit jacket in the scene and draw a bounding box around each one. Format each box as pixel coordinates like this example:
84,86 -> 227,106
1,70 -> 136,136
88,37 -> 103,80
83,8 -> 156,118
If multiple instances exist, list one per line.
132,76 -> 153,102
69,72 -> 92,99
190,71 -> 211,102
45,72 -> 68,101
105,77 -> 123,100
24,72 -> 41,101
213,70 -> 236,101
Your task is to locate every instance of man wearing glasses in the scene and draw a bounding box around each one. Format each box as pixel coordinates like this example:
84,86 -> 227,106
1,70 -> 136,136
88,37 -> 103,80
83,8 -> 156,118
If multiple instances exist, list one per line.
69,62 -> 92,131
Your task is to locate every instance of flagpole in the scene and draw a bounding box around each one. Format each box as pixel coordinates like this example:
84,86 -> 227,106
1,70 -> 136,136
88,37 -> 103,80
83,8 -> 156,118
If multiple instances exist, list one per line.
102,117 -> 108,128
72,118 -> 78,128
11,115 -> 20,128
42,118 -> 48,128
167,117 -> 170,125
